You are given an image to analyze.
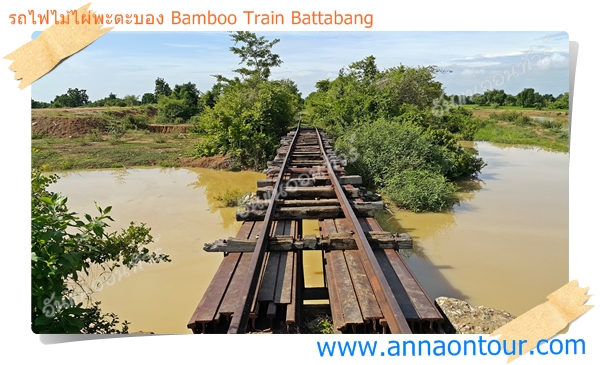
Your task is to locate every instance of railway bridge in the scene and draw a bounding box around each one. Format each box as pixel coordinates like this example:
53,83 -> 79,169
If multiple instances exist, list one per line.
188,125 -> 444,334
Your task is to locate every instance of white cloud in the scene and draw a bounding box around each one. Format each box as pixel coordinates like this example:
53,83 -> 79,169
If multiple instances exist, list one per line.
536,52 -> 568,70
461,69 -> 486,77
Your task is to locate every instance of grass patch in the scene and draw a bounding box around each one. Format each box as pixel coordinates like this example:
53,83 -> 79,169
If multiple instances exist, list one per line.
215,189 -> 248,207
474,122 -> 569,152
153,134 -> 168,143
462,104 -> 568,113
307,315 -> 334,334
32,130 -> 199,170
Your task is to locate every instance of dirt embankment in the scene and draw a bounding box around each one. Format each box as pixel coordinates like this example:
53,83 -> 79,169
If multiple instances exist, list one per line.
32,116 -> 106,138
180,155 -> 236,170
31,106 -> 186,138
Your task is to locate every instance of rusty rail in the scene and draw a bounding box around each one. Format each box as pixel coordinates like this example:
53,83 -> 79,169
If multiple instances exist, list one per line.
314,127 -> 412,334
227,123 -> 301,333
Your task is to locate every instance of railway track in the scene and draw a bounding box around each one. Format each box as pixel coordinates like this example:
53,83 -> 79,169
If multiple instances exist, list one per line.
188,125 -> 444,334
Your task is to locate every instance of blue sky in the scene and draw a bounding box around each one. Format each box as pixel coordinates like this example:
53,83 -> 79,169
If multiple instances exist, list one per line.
32,31 -> 569,102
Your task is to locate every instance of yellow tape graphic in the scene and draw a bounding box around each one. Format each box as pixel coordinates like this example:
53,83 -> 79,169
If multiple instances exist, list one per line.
490,280 -> 593,363
4,3 -> 112,89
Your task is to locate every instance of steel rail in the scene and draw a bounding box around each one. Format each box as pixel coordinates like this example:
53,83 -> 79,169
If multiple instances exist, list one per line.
227,123 -> 302,333
314,127 -> 412,334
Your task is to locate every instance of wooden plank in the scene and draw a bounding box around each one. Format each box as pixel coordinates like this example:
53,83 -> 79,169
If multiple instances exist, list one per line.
384,249 -> 442,321
372,249 -> 419,320
239,202 -> 382,221
257,252 -> 281,302
187,220 -> 256,330
365,217 -> 381,231
237,221 -> 256,239
257,186 -> 359,199
286,252 -> 297,326
324,252 -> 344,333
274,252 -> 294,304
187,253 -> 241,327
328,250 -> 364,325
203,232 -> 410,252
218,253 -> 253,316
288,220 -> 296,238
248,221 -> 263,240
323,219 -> 338,236
344,251 -> 383,320
335,218 -> 352,234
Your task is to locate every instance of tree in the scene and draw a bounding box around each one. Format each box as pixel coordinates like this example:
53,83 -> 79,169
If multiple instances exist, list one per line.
551,92 -> 569,109
32,99 -> 50,108
31,167 -> 170,333
229,31 -> 283,80
305,58 -> 445,131
156,82 -> 201,123
154,77 -> 172,99
122,95 -> 140,106
87,92 -> 126,107
51,88 -> 89,108
347,55 -> 379,84
516,88 -> 536,108
194,80 -> 301,168
141,93 -> 157,105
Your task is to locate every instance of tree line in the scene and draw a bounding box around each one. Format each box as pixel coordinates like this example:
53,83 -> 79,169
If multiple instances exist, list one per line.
32,32 -> 567,211
450,88 -> 569,110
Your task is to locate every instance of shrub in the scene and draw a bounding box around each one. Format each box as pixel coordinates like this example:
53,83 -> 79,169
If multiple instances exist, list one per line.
215,189 -> 248,207
194,80 -> 300,169
88,129 -> 103,142
153,134 -> 167,144
335,118 -> 483,212
382,169 -> 458,212
539,120 -> 563,129
31,169 -> 170,333
307,315 -> 334,334
123,114 -> 149,130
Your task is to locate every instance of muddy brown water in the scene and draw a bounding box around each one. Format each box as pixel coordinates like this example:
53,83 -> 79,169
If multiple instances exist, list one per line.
49,141 -> 568,334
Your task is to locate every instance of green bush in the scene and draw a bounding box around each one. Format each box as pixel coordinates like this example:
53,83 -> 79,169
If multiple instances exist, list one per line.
307,315 -> 334,334
123,114 -> 149,130
382,169 -> 458,212
215,189 -> 248,207
539,120 -> 563,129
336,119 -> 483,185
156,97 -> 191,124
335,118 -> 483,212
31,169 -> 170,333
488,110 -> 531,126
194,80 -> 300,169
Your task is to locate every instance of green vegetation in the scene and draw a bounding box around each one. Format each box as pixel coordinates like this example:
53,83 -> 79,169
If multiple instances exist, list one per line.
49,88 -> 90,108
31,33 -> 569,212
31,167 -> 170,333
335,118 -> 483,212
307,56 -> 484,212
32,131 -> 197,170
307,315 -> 334,334
215,189 -> 249,207
192,32 -> 302,169
155,81 -> 201,124
473,110 -> 569,152
450,88 -> 569,110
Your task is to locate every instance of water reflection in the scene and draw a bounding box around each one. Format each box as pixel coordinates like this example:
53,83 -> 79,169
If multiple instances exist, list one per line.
187,168 -> 265,229
383,141 -> 568,317
46,141 -> 568,332
50,167 -> 263,334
